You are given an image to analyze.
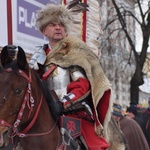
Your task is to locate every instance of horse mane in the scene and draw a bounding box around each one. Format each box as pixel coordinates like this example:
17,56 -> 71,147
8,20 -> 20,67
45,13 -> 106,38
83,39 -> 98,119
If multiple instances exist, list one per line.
40,80 -> 59,121
33,71 -> 59,122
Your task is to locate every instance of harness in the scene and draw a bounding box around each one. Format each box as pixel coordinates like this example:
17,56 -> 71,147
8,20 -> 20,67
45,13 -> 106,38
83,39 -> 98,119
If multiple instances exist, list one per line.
0,68 -> 87,150
0,68 -> 58,148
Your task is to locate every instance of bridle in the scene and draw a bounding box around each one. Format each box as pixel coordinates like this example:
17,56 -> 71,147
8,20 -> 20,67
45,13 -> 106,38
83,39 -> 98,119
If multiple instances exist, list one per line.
0,68 -> 57,138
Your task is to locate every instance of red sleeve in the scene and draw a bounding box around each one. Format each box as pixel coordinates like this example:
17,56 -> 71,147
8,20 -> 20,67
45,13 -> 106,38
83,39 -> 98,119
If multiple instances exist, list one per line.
66,78 -> 90,101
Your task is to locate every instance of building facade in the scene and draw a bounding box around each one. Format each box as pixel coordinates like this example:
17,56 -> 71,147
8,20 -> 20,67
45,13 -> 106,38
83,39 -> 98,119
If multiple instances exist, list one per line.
99,0 -> 136,108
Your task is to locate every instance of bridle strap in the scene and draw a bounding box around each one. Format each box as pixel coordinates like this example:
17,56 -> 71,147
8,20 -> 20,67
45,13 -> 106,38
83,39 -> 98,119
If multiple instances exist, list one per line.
0,68 -> 57,138
16,120 -> 57,138
17,69 -> 31,82
20,94 -> 43,134
12,69 -> 33,132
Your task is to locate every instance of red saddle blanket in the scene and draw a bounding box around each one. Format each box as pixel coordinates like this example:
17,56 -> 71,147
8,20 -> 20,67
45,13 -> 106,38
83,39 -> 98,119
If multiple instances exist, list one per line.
60,115 -> 109,150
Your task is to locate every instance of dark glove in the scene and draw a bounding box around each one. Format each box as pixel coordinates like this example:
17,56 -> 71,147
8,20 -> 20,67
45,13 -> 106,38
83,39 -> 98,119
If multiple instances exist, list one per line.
7,45 -> 17,59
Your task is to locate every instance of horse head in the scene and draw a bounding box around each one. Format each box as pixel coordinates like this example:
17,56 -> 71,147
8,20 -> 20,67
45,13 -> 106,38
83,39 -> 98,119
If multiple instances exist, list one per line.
0,46 -> 60,150
0,46 -> 29,147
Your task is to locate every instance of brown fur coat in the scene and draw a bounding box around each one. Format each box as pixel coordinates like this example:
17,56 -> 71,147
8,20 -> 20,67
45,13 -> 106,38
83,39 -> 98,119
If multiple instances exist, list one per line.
45,36 -> 113,136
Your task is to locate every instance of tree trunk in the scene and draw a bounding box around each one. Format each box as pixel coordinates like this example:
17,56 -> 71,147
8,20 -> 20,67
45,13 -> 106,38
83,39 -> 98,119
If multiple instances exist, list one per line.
130,65 -> 144,104
130,76 -> 139,104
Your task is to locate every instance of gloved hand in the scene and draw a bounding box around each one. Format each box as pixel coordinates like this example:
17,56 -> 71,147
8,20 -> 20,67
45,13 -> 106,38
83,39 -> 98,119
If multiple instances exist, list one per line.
59,93 -> 75,109
55,101 -> 64,116
29,48 -> 46,70
7,45 -> 17,59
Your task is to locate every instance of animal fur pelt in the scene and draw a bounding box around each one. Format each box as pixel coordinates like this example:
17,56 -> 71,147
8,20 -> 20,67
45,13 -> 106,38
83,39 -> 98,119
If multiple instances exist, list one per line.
45,36 -> 112,136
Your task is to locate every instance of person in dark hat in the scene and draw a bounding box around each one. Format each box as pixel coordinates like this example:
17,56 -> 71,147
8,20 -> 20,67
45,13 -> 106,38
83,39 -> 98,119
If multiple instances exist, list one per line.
126,104 -> 145,132
112,103 -> 150,150
126,104 -> 138,118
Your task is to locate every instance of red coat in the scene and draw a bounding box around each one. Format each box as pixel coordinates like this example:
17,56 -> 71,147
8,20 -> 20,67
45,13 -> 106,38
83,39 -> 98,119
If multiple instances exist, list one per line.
44,45 -> 110,150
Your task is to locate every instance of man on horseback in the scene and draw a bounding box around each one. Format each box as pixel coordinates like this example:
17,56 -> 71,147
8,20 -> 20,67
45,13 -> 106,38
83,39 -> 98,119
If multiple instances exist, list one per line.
7,3 -> 113,150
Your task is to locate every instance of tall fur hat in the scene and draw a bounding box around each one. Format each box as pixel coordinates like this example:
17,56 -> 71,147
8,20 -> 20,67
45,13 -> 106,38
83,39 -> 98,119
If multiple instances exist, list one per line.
36,4 -> 72,32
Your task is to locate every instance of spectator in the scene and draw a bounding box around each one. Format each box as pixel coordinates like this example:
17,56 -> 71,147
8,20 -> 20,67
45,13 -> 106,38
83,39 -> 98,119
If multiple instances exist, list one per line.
113,103 -> 150,150
142,99 -> 150,147
126,104 -> 145,131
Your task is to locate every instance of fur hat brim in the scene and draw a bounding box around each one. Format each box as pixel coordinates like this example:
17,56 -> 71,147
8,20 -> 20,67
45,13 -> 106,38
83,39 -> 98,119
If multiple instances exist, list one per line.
36,4 -> 72,32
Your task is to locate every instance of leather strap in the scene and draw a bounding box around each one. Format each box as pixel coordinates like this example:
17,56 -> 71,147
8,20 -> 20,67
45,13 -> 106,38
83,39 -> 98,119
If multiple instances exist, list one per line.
42,65 -> 57,80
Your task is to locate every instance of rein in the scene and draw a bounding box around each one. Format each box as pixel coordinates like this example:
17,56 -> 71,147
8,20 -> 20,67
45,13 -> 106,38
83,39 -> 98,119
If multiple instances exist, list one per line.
0,68 -> 57,138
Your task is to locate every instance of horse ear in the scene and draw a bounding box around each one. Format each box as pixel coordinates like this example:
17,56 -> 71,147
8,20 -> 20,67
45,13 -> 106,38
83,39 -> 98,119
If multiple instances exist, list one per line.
17,46 -> 28,70
0,46 -> 13,67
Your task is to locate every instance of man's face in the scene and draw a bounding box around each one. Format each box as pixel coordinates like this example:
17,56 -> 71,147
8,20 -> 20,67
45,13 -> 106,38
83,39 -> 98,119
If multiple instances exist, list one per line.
42,22 -> 67,44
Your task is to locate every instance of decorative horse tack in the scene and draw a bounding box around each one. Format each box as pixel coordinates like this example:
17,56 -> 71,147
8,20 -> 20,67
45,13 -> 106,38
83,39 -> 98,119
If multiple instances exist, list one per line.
0,46 -> 82,150
0,68 -> 57,139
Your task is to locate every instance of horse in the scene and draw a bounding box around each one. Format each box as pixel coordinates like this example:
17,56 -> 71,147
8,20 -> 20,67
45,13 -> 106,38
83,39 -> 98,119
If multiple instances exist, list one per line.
0,46 -> 72,150
0,46 -> 128,150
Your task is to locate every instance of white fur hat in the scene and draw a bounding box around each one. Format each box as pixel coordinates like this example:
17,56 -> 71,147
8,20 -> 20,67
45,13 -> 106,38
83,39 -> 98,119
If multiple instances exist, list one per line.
36,4 -> 72,32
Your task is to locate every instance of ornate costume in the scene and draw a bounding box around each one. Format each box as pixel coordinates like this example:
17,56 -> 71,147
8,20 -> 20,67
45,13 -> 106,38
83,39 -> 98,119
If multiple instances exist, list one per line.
29,3 -> 113,149
44,36 -> 112,149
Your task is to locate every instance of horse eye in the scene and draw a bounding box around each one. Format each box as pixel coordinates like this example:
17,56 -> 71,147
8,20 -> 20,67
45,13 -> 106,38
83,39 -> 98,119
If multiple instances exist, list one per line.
15,88 -> 22,94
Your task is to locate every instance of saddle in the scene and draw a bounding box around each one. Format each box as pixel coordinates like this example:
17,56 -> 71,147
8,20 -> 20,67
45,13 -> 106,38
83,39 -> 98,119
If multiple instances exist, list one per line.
59,102 -> 94,150
50,90 -> 95,149
59,99 -> 109,150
